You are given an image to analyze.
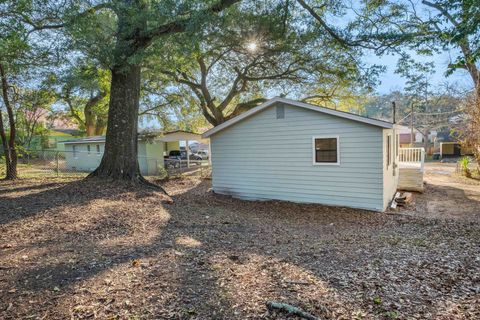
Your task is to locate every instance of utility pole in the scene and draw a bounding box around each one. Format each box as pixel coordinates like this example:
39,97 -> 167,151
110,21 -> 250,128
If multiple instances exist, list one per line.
392,101 -> 396,124
410,103 -> 414,147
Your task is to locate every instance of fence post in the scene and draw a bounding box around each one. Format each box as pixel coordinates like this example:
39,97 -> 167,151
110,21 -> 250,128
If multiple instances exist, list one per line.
55,151 -> 59,177
420,148 -> 425,173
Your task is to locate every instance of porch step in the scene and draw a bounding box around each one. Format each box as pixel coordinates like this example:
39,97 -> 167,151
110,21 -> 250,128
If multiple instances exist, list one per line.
398,168 -> 424,192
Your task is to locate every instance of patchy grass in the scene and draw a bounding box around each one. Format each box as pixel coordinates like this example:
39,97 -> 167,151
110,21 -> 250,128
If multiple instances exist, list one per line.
1,177 -> 479,319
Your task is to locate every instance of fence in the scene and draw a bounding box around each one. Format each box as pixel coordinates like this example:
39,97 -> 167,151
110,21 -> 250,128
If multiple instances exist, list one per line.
398,147 -> 425,172
1,149 -> 210,179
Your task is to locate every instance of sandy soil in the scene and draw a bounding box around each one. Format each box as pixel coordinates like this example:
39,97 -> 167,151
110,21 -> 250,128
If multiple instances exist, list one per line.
401,162 -> 480,221
0,175 -> 479,319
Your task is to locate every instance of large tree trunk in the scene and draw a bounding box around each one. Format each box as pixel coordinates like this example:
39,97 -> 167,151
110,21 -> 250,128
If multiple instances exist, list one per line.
0,63 -> 17,180
88,65 -> 143,181
87,64 -> 164,192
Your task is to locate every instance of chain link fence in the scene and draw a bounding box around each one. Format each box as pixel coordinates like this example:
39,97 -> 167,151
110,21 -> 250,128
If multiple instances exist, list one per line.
1,149 -> 211,179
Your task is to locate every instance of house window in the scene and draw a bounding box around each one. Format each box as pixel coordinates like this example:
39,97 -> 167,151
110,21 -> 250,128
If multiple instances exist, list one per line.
87,145 -> 91,154
313,137 -> 339,165
387,135 -> 392,167
96,145 -> 101,155
276,105 -> 285,119
72,145 -> 77,158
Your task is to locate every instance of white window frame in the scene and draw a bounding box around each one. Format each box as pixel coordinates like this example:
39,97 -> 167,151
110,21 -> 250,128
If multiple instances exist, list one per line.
96,144 -> 101,156
312,135 -> 340,166
87,145 -> 91,155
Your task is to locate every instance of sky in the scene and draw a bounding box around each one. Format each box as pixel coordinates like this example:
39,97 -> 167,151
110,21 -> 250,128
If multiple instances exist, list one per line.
326,0 -> 475,95
367,51 -> 474,94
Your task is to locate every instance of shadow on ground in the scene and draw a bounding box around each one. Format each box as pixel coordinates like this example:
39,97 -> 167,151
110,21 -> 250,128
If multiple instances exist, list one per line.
0,178 -> 479,319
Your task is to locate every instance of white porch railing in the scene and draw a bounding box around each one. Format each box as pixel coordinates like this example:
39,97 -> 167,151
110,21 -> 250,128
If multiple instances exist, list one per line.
398,147 -> 425,172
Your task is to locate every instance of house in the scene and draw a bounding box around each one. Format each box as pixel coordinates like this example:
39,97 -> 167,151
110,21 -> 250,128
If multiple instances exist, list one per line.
202,97 -> 400,212
396,125 -> 423,148
439,142 -> 473,158
28,129 -> 80,151
429,130 -> 474,158
61,130 -> 203,175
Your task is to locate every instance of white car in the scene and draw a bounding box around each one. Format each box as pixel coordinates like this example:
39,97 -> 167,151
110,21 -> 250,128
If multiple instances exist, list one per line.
194,150 -> 209,160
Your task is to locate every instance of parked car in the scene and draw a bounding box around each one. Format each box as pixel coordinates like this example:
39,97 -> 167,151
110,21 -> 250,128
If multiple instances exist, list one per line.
167,150 -> 201,160
194,150 -> 209,160
165,150 -> 202,169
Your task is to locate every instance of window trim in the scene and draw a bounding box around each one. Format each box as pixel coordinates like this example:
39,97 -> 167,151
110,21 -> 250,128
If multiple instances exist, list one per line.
96,144 -> 101,155
312,135 -> 340,166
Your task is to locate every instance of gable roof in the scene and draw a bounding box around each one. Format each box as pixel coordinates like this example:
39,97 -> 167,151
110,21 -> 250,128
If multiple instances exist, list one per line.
202,97 -> 393,138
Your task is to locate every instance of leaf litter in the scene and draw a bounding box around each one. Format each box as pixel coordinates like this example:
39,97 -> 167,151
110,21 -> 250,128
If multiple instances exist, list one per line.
0,177 -> 479,319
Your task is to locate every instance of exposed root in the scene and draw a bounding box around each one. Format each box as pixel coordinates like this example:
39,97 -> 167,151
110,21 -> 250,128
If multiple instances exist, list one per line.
86,170 -> 170,197
138,175 -> 169,195
266,301 -> 320,320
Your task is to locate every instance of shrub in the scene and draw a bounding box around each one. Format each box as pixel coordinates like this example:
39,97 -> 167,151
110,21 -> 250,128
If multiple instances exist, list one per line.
459,157 -> 472,178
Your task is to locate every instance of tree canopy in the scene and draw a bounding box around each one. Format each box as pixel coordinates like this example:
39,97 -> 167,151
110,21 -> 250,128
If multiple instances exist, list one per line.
1,0 -> 479,180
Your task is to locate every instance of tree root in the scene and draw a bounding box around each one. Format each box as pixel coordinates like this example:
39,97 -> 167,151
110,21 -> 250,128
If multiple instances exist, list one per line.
266,301 -> 320,320
86,170 -> 170,197
137,175 -> 169,196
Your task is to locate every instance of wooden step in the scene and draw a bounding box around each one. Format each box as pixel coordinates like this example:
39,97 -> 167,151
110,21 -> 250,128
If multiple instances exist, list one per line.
398,168 -> 424,192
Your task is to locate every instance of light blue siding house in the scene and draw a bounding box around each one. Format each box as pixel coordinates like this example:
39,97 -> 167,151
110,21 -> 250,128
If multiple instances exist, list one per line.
62,130 -> 203,175
202,97 -> 399,212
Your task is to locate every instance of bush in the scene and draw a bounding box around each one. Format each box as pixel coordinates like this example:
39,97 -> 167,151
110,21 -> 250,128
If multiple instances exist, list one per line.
156,165 -> 169,180
459,157 -> 472,178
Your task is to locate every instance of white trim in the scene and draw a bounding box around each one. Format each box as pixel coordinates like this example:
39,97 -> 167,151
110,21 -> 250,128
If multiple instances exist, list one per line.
387,134 -> 392,169
312,135 -> 340,166
202,97 -> 393,138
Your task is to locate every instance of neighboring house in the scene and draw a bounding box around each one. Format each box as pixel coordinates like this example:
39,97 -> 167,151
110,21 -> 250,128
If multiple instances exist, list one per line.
432,130 -> 473,158
439,142 -> 473,158
61,130 -> 203,175
27,110 -> 80,151
29,129 -> 81,151
396,125 -> 423,148
203,97 -> 399,212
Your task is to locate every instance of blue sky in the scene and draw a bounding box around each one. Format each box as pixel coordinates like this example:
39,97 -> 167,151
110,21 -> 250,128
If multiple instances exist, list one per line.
325,1 -> 475,95
368,51 -> 474,94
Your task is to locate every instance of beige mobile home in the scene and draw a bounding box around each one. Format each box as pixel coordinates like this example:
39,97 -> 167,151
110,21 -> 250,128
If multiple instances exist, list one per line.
203,97 -> 401,212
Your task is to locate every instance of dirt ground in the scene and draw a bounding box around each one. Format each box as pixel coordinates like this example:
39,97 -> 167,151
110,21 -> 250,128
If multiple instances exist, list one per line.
403,162 -> 480,221
0,167 -> 479,319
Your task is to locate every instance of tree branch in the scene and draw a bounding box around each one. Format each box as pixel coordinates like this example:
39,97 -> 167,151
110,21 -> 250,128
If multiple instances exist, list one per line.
21,3 -> 111,35
421,1 -> 459,27
296,0 -> 350,48
226,98 -> 267,120
142,0 -> 241,47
